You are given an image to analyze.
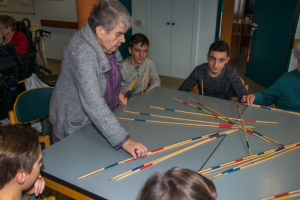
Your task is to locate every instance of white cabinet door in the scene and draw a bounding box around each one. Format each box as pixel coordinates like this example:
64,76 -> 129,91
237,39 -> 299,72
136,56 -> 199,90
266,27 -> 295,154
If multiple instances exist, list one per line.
148,0 -> 195,78
150,0 -> 172,76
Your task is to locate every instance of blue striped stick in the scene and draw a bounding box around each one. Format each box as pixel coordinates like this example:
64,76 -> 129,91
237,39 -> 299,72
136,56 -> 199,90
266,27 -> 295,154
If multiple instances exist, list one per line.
200,142 -> 300,175
77,129 -> 238,180
122,110 -> 234,126
177,97 -> 279,145
235,101 -> 252,157
209,145 -> 300,180
111,133 -> 232,181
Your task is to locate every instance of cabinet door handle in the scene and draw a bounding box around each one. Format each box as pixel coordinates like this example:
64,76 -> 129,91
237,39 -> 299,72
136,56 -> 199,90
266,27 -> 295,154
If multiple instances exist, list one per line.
172,23 -> 175,25
167,22 -> 170,25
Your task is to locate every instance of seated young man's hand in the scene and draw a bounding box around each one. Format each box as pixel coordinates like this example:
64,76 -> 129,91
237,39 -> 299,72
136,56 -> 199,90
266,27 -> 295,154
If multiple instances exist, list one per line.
122,138 -> 148,159
23,175 -> 45,199
118,92 -> 127,105
241,94 -> 256,105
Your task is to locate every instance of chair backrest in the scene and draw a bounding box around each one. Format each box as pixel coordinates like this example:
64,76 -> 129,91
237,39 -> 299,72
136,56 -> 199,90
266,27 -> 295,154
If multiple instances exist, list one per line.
16,21 -> 33,54
13,87 -> 53,123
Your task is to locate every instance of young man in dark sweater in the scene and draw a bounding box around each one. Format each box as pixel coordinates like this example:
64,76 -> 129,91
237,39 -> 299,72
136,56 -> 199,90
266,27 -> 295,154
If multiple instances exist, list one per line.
178,40 -> 248,101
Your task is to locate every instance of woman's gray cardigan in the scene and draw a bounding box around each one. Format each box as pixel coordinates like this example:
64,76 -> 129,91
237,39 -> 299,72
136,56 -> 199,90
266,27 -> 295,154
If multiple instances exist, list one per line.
49,23 -> 128,147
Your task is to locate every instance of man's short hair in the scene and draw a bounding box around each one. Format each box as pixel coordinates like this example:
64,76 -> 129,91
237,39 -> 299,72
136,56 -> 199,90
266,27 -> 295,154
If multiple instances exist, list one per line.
0,125 -> 40,189
208,40 -> 229,57
129,33 -> 149,49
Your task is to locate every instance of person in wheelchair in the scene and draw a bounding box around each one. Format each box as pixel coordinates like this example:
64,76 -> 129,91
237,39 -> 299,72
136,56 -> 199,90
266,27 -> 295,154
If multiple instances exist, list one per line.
0,15 -> 28,55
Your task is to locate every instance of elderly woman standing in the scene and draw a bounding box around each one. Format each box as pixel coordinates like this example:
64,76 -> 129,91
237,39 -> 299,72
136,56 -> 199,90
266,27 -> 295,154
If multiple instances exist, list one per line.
0,15 -> 28,55
50,0 -> 148,159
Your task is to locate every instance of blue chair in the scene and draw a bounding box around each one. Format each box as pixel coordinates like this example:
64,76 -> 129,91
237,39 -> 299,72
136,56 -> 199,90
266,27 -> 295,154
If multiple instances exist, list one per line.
9,87 -> 53,148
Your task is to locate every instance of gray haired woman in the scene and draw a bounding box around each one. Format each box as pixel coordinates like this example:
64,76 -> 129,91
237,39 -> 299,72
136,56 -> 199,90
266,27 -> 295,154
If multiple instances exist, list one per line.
50,0 -> 148,159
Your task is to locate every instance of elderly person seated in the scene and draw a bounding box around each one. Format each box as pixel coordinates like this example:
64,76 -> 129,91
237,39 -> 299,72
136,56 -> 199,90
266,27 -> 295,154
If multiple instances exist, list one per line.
241,41 -> 300,113
50,0 -> 148,159
0,15 -> 28,55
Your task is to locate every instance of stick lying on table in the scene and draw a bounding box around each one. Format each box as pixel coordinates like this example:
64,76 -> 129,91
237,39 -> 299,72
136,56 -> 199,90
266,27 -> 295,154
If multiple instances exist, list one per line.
236,100 -> 252,157
261,189 -> 300,200
208,145 -> 300,180
122,110 -> 239,126
117,117 -> 249,129
148,105 -> 279,124
244,103 -> 300,116
77,129 -> 238,180
186,97 -> 283,146
172,97 -> 274,145
199,141 -> 300,175
109,129 -> 237,182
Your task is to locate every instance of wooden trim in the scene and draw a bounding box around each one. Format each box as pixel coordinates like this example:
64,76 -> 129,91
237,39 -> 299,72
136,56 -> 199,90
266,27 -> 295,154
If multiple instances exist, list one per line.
293,39 -> 300,49
221,0 -> 235,48
43,177 -> 94,200
40,20 -> 78,29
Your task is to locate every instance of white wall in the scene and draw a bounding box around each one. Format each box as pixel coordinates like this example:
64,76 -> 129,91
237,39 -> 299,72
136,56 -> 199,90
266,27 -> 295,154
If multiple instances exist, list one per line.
132,0 -> 218,70
0,0 -> 78,60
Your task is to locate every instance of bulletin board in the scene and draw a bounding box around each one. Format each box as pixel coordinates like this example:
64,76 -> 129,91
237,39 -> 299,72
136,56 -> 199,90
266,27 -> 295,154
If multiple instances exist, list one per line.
0,0 -> 35,14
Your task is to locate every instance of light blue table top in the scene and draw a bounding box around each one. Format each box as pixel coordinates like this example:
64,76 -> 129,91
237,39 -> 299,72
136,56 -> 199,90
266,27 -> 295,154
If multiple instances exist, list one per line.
42,87 -> 299,199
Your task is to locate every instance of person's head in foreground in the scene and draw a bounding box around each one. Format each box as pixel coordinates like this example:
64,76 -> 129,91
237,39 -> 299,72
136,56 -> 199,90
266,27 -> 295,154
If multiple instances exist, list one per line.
0,125 -> 43,200
128,33 -> 150,67
0,15 -> 17,40
207,40 -> 230,77
88,0 -> 132,55
136,167 -> 217,200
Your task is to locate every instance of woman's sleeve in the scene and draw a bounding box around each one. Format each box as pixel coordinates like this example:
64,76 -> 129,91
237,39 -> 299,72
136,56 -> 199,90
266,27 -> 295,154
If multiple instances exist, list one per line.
68,51 -> 128,147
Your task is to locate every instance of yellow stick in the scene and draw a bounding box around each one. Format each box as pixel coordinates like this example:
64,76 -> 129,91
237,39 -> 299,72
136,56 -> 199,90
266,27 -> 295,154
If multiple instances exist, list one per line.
236,101 -> 251,157
245,103 -> 300,116
141,72 -> 145,95
261,189 -> 300,200
201,79 -> 204,95
209,145 -> 300,179
148,105 -> 278,124
187,97 -> 283,146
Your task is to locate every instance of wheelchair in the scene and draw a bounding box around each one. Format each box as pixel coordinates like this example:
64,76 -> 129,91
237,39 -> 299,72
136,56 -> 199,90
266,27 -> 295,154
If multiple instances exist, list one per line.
0,19 -> 57,120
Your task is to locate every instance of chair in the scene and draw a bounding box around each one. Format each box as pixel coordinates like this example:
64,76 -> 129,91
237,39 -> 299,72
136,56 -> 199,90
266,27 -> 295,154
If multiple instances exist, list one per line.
40,197 -> 56,200
190,76 -> 249,94
8,87 -> 53,148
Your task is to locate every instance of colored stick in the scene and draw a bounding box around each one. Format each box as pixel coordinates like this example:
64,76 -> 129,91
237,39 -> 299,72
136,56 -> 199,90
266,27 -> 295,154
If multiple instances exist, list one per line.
117,117 -> 244,129
186,97 -> 283,146
123,76 -> 138,99
111,132 -> 235,181
141,72 -> 145,95
261,189 -> 300,200
209,145 -> 300,179
148,105 -> 278,124
236,101 -> 251,157
199,142 -> 300,175
172,97 -> 273,144
245,103 -> 300,116
122,110 -> 236,126
201,79 -> 204,95
77,129 -> 237,180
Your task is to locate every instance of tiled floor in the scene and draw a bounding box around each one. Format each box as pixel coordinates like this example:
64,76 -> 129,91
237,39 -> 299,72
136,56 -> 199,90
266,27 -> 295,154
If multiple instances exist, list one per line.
43,52 -> 266,200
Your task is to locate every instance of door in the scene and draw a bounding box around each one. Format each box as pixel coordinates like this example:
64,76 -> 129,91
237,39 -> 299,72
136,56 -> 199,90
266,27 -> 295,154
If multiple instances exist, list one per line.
246,0 -> 297,88
149,0 -> 195,78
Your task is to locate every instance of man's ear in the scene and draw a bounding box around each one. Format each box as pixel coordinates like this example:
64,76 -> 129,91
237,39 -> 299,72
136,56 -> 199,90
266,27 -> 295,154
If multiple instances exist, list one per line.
226,56 -> 230,64
128,47 -> 132,54
95,26 -> 106,39
206,53 -> 209,61
15,170 -> 26,185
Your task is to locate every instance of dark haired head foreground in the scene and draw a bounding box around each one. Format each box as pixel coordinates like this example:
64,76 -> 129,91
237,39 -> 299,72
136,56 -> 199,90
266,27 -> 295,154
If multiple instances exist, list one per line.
137,167 -> 217,200
0,125 -> 45,200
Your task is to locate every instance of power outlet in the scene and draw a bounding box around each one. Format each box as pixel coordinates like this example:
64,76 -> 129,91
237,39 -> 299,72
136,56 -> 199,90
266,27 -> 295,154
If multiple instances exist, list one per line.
136,20 -> 142,26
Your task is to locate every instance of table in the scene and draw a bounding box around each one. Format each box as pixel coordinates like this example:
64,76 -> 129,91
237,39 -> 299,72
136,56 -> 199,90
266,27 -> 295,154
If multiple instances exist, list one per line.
41,87 -> 299,199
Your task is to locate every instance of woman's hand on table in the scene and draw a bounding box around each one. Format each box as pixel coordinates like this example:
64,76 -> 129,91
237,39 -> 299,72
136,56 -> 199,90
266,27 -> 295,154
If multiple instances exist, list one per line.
122,138 -> 148,159
118,92 -> 127,105
241,94 -> 256,105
